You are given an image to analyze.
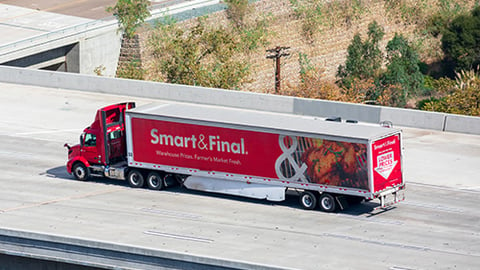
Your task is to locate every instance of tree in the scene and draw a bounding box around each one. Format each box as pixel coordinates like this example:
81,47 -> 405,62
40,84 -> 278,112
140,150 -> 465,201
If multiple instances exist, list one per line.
148,17 -> 249,89
146,0 -> 268,90
442,6 -> 480,71
382,34 -> 424,107
337,21 -> 384,87
107,0 -> 151,39
224,0 -> 250,28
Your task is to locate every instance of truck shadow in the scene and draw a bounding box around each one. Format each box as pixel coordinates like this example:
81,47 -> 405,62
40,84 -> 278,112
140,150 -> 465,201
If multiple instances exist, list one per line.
43,166 -> 72,180
43,166 -> 381,215
162,187 -> 380,215
43,166 -> 130,187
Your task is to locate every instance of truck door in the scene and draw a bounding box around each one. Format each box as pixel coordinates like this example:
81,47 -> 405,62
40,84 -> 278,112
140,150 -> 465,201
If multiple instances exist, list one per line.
81,132 -> 102,165
99,102 -> 134,165
107,129 -> 125,162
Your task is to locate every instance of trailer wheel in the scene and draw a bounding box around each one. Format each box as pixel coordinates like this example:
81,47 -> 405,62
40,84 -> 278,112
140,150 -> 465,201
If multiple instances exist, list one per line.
300,191 -> 317,210
146,172 -> 164,190
163,174 -> 178,187
127,170 -> 144,188
319,193 -> 337,212
72,163 -> 89,181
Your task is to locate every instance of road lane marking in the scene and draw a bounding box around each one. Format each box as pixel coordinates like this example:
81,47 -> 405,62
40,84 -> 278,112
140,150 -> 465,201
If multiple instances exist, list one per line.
408,182 -> 480,194
0,187 -> 122,213
144,230 -> 213,243
322,232 -> 480,258
14,129 -> 81,135
140,207 -> 202,220
401,201 -> 464,213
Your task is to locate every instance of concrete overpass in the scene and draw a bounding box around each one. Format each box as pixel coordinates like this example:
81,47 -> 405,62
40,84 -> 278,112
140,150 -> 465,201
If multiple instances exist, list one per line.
0,0 -> 221,76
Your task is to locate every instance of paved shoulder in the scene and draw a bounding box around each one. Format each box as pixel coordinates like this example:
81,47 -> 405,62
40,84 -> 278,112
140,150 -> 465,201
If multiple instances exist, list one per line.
402,127 -> 480,190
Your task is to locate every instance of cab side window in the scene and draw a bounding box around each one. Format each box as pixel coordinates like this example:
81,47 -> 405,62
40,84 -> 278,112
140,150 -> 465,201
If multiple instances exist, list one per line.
108,130 -> 122,140
84,133 -> 97,147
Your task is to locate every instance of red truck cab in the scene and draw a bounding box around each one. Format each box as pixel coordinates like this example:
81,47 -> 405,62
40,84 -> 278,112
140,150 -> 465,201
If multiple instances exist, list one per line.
64,102 -> 135,180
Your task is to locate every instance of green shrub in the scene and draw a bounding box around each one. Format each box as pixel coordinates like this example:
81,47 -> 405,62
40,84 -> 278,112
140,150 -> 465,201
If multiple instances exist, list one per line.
107,0 -> 151,39
442,6 -> 480,71
382,34 -> 425,107
116,59 -> 145,80
337,21 -> 384,87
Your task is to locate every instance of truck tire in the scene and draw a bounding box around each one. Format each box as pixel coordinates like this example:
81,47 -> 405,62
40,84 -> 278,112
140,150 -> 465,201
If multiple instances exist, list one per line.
146,172 -> 164,190
300,191 -> 317,210
319,193 -> 337,212
127,170 -> 144,188
72,163 -> 89,181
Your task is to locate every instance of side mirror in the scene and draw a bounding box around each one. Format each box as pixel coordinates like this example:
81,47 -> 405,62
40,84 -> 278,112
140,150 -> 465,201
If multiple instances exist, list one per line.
80,134 -> 84,147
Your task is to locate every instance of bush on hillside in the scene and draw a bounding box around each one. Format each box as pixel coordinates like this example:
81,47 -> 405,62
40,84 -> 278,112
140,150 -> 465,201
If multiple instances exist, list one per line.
108,0 -> 151,39
382,34 -> 424,107
442,6 -> 480,71
337,21 -> 384,87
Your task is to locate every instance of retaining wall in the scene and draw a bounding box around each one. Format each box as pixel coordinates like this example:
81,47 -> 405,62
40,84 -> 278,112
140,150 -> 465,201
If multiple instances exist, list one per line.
1,66 -> 479,135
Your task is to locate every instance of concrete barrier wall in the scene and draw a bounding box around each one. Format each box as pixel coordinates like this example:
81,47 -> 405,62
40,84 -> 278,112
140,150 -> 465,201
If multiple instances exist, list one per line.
379,106 -> 447,131
1,66 -> 479,135
293,98 -> 383,123
444,114 -> 480,134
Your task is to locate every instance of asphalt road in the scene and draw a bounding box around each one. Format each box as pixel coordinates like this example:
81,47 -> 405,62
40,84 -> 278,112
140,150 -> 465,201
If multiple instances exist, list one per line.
0,0 -> 201,20
0,82 -> 479,270
0,0 -> 117,19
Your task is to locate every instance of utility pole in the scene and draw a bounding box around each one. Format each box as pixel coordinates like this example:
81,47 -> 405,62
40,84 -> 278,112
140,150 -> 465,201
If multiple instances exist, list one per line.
266,46 -> 290,93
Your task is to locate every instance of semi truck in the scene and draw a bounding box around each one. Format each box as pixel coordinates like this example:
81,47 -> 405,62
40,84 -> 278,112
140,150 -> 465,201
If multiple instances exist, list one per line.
64,102 -> 405,211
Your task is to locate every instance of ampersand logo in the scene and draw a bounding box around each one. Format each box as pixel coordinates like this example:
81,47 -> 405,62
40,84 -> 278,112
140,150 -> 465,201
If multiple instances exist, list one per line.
198,134 -> 208,150
275,135 -> 308,182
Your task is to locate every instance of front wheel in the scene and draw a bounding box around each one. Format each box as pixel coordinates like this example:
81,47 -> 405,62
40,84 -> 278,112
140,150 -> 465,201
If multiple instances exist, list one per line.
72,163 -> 89,181
300,191 -> 318,210
127,170 -> 144,188
146,172 -> 164,190
319,193 -> 337,212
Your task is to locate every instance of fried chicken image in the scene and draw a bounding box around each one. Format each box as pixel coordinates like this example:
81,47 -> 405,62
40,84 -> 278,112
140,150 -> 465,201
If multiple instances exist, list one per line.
302,140 -> 367,188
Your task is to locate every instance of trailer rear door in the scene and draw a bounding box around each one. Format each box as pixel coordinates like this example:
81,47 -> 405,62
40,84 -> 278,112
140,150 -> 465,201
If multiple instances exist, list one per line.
371,133 -> 403,193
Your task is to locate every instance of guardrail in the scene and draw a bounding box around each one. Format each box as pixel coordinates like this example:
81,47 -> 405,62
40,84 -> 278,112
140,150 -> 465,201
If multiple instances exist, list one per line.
0,65 -> 479,135
0,228 -> 286,270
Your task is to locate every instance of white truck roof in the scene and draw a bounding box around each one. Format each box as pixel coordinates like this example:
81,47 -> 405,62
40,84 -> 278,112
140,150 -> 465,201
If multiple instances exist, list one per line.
128,102 -> 400,143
